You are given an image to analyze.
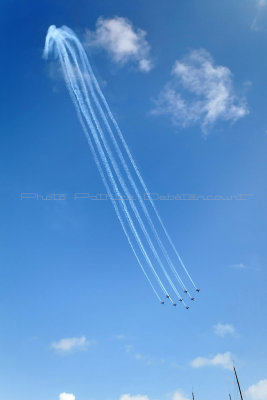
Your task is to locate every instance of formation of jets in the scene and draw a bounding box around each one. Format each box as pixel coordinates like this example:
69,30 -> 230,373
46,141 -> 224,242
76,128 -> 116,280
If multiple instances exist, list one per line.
161,288 -> 200,309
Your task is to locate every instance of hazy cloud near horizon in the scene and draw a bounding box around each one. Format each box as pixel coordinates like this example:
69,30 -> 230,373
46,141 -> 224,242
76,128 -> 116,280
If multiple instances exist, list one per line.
213,323 -> 236,338
51,336 -> 95,353
59,393 -> 75,400
190,352 -> 233,370
246,379 -> 267,400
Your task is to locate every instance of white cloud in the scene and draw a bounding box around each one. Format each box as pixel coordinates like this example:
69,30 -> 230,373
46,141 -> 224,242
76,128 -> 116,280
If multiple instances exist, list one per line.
85,16 -> 153,72
120,394 -> 150,400
152,49 -> 248,134
172,390 -> 190,400
230,260 -> 260,272
251,1 -> 267,30
125,344 -> 134,353
257,0 -> 266,7
51,336 -> 93,353
213,323 -> 236,338
120,390 -> 189,400
123,344 -> 155,366
116,334 -> 126,340
190,352 -> 233,370
59,393 -> 75,400
246,380 -> 267,400
231,263 -> 247,270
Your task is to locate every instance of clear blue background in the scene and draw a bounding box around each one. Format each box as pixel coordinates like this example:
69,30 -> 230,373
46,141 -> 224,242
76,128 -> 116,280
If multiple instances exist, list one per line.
0,1 -> 266,400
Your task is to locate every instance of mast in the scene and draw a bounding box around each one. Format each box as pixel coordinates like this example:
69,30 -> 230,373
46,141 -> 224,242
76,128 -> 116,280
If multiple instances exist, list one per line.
229,394 -> 232,400
192,393 -> 194,400
234,366 -> 244,400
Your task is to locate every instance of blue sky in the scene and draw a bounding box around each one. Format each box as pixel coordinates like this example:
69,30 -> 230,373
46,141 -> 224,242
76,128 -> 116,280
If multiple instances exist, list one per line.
1,1 -> 267,400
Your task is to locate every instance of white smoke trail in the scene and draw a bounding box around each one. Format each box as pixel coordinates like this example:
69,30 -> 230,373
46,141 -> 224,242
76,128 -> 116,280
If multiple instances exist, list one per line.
43,25 -> 198,306
68,37 -> 193,298
77,40 -> 198,291
61,27 -> 198,292
62,40 -> 185,303
60,43 -> 169,301
49,37 -> 167,303
44,28 -> 172,303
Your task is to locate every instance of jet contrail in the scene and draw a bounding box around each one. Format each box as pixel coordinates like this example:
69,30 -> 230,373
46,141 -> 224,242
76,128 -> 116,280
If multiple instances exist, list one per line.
43,25 -> 199,307
57,42 -> 168,303
63,38 -> 192,299
73,35 -> 198,291
45,29 -> 171,304
62,40 -> 185,303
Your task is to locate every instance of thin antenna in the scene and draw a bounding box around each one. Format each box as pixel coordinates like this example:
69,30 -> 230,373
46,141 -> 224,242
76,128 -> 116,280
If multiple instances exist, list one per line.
192,392 -> 195,400
229,394 -> 232,400
234,366 -> 244,400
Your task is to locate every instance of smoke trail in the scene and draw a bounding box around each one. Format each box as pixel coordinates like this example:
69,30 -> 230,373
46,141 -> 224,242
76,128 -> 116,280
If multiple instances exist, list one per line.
43,25 -> 198,306
60,36 -> 190,297
79,45 -> 198,290
64,50 -> 166,301
44,28 -> 171,303
61,42 -> 169,300
62,28 -> 198,292
61,40 -> 185,302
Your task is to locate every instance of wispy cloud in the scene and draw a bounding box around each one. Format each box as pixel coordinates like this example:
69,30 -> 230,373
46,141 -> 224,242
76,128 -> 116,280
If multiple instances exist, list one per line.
230,261 -> 260,271
116,334 -> 126,340
190,352 -> 233,370
213,323 -> 236,338
152,49 -> 248,134
124,344 -> 150,363
257,0 -> 266,7
120,390 -> 189,400
230,263 -> 247,270
123,344 -> 162,366
59,393 -> 75,400
51,336 -> 94,353
125,344 -> 134,353
172,390 -> 190,400
251,0 -> 267,30
85,16 -> 153,72
120,395 -> 150,400
246,379 -> 267,400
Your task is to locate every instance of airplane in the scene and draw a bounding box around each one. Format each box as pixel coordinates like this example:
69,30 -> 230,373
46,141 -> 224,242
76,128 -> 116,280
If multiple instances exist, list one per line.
173,303 -> 177,307
184,290 -> 188,294
186,306 -> 189,310
191,297 -> 195,301
166,294 -> 170,298
161,301 -> 165,304
179,298 -> 183,302
196,288 -> 200,292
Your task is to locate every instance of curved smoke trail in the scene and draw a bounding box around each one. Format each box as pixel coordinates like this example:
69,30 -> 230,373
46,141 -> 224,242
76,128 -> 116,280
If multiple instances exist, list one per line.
43,25 -> 199,307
